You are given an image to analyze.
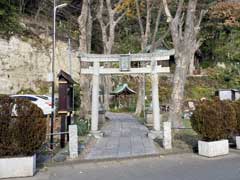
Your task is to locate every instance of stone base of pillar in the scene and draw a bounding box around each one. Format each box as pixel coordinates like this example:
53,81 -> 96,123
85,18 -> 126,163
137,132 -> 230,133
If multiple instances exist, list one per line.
145,112 -> 153,127
98,113 -> 106,125
90,131 -> 104,139
148,130 -> 163,139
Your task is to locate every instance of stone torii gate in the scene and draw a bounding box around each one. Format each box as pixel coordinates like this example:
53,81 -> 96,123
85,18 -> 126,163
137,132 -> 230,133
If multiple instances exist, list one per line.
79,51 -> 174,139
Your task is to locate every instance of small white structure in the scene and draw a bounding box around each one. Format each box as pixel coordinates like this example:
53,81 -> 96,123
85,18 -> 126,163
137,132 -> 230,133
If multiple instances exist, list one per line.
232,89 -> 240,101
216,89 -> 232,100
69,125 -> 78,159
0,154 -> 36,178
216,89 -> 240,101
198,140 -> 229,157
163,122 -> 172,149
236,136 -> 240,150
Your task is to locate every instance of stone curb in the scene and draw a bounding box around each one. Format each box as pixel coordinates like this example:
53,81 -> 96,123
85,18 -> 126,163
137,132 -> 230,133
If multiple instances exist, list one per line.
41,149 -> 240,169
42,150 -> 196,168
230,148 -> 240,154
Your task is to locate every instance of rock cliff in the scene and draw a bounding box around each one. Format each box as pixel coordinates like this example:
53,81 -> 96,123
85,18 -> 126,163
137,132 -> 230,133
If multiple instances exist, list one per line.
0,37 -> 80,94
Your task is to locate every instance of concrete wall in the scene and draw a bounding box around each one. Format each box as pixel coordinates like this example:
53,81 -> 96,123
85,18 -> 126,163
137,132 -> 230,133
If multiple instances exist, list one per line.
198,140 -> 229,157
0,154 -> 36,178
0,36 -> 80,94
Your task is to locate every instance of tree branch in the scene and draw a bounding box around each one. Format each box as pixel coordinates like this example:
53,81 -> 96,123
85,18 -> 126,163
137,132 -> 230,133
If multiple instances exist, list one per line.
195,10 -> 207,34
151,1 -> 163,52
175,0 -> 184,21
162,0 -> 173,22
145,0 -> 153,41
179,12 -> 185,40
144,28 -> 170,52
135,0 -> 144,37
115,11 -> 127,25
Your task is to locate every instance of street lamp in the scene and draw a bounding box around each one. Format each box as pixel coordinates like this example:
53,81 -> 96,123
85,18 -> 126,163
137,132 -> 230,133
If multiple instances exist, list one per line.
50,1 -> 68,149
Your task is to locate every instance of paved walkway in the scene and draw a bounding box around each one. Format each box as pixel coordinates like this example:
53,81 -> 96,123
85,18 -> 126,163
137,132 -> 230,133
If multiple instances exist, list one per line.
85,113 -> 158,160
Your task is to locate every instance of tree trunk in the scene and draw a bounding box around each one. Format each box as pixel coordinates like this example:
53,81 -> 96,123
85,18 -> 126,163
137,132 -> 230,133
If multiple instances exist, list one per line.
162,0 -> 204,127
102,29 -> 114,111
135,76 -> 144,116
78,0 -> 92,119
188,58 -> 195,75
134,0 -> 154,116
97,0 -> 126,111
168,54 -> 188,128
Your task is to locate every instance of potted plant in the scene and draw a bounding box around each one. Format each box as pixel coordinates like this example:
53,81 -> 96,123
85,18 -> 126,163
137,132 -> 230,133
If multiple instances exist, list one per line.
0,96 -> 46,178
191,98 -> 236,157
231,101 -> 240,149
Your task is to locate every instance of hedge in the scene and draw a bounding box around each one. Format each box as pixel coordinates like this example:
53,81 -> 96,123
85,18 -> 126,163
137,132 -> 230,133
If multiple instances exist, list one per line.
191,98 -> 236,141
0,96 -> 46,157
231,100 -> 240,134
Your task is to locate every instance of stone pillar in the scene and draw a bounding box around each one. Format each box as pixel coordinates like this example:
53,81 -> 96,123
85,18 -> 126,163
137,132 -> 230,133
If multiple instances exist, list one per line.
152,72 -> 161,131
163,122 -> 172,149
91,61 -> 103,138
69,125 -> 78,159
148,60 -> 162,139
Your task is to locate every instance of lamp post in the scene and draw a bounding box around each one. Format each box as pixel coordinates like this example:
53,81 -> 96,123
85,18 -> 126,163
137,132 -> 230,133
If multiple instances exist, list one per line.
50,1 -> 68,149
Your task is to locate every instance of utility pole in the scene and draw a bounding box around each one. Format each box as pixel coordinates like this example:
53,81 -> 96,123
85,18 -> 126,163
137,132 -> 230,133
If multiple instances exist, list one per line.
68,36 -> 72,75
50,0 -> 56,150
50,0 -> 67,149
68,36 -> 75,122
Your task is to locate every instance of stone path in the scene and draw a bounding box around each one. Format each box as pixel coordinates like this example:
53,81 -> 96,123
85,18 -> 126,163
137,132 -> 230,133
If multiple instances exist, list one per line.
85,113 -> 159,160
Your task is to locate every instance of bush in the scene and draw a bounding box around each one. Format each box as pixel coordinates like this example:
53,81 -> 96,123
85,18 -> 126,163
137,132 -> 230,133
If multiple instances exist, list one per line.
75,118 -> 89,136
190,98 -> 236,141
0,96 -> 46,157
231,100 -> 240,134
16,88 -> 35,94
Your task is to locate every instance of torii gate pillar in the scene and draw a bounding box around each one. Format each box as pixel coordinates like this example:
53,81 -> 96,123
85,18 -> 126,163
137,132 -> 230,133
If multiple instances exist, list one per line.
90,61 -> 103,138
148,60 -> 162,139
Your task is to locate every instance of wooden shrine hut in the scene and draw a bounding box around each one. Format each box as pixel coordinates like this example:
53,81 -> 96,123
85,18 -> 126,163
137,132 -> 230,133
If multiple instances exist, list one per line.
111,83 -> 136,109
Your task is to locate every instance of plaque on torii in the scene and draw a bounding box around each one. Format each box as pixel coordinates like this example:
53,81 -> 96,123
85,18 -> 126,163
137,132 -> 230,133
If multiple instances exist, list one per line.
79,51 -> 174,139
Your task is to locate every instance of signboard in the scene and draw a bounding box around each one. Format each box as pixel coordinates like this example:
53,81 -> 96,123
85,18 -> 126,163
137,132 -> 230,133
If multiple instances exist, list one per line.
119,55 -> 130,71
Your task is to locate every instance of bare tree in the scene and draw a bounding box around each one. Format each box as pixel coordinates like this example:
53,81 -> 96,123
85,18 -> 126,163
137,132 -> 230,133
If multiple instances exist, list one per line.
134,0 -> 163,116
97,0 -> 127,110
19,0 -> 26,14
35,0 -> 47,21
78,0 -> 93,118
162,0 -> 205,127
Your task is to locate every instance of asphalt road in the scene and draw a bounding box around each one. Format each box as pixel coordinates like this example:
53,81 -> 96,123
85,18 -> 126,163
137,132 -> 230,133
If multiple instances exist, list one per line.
15,153 -> 240,180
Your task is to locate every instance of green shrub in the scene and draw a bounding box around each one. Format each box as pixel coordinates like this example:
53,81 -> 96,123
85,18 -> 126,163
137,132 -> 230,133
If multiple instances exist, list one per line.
190,98 -> 236,141
16,88 -> 36,94
188,86 -> 214,100
0,0 -> 23,37
0,96 -> 46,157
75,118 -> 89,136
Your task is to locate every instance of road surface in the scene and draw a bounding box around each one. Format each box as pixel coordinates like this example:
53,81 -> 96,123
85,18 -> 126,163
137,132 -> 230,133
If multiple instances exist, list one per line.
15,153 -> 240,180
